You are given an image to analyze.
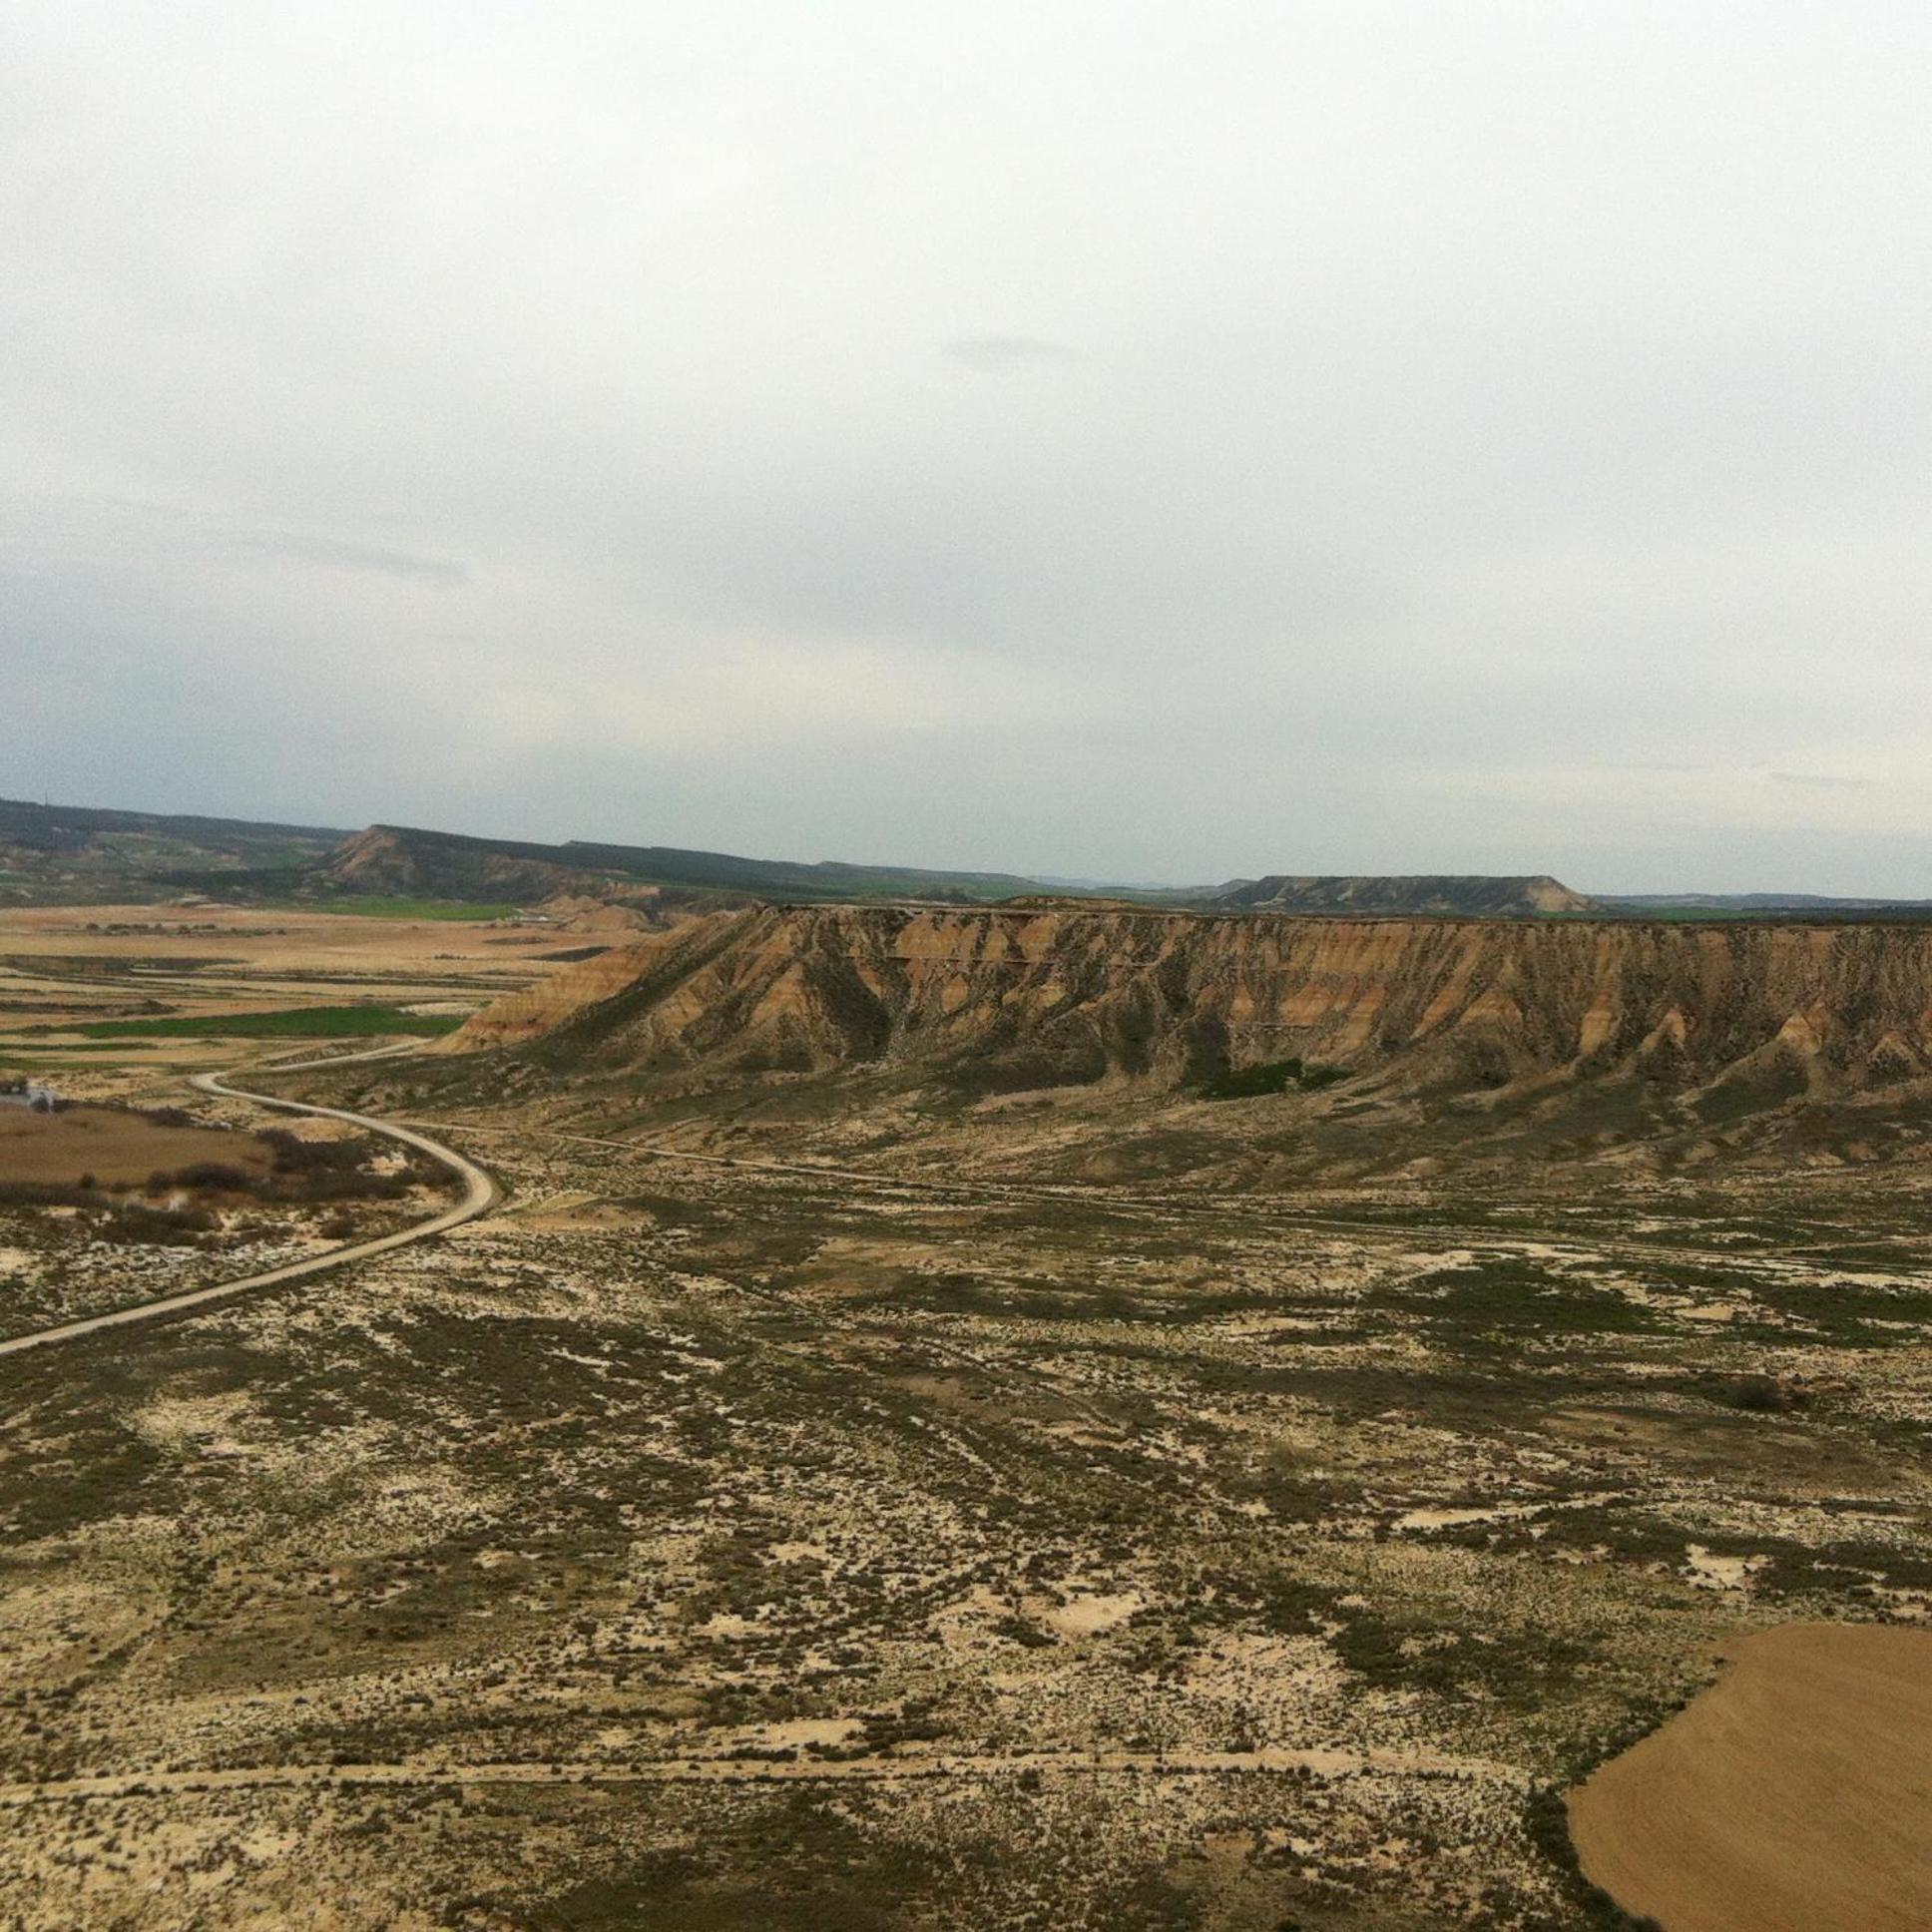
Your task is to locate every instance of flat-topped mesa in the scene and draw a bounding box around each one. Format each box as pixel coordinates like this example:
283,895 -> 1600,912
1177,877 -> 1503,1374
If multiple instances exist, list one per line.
443,903 -> 1932,1111
1208,874 -> 1596,916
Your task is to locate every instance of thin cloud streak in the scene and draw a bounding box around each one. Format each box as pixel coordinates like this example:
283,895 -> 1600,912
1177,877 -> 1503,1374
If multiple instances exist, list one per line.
223,531 -> 468,586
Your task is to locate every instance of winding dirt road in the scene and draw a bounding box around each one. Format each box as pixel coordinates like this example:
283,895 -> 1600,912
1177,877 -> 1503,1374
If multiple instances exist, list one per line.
0,1738 -> 1525,1808
0,1044 -> 497,1359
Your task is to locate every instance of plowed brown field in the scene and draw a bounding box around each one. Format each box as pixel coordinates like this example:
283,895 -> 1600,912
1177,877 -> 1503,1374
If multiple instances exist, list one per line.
0,1106 -> 272,1188
1569,1622 -> 1932,1931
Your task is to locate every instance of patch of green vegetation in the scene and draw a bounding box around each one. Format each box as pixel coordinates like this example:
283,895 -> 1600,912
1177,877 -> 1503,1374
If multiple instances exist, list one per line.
0,1040 -> 170,1054
1198,1057 -> 1347,1101
1239,1454 -> 1363,1525
1369,1258 -> 1664,1342
1723,1272 -> 1932,1346
46,1005 -> 465,1041
1333,1601 -> 1592,1704
5,1413 -> 167,1540
296,895 -> 523,920
1751,1537 -> 1932,1605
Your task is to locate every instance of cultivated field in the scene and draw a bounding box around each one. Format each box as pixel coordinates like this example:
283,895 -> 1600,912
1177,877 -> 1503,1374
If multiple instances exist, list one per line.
0,900 -> 580,1085
0,1105 -> 275,1189
1570,1621 -> 1932,1931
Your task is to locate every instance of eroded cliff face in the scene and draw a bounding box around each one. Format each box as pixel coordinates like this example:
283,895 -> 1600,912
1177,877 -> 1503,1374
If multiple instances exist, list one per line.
446,904 -> 1932,1112
441,929 -> 699,1048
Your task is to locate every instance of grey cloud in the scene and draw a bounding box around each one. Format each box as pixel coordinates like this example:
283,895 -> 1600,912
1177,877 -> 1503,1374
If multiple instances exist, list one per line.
2,4 -> 1930,894
96,494 -> 196,522
943,335 -> 1085,371
1768,770 -> 1875,791
223,531 -> 467,587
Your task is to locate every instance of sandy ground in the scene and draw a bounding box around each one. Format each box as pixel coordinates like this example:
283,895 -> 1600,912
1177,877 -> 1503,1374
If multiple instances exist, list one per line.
1568,1621 -> 1932,1932
0,1105 -> 273,1188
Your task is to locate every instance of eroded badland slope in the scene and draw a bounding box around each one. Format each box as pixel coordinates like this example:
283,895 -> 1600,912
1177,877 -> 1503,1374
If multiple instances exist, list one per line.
427,905 -> 1932,1179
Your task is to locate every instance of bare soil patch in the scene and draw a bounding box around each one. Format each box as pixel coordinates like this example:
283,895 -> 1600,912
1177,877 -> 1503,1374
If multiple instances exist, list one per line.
0,1106 -> 273,1190
1568,1621 -> 1932,1932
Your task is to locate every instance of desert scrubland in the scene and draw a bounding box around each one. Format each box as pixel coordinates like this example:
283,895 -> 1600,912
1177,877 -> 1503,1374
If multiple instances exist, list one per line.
1,901 -> 1929,1929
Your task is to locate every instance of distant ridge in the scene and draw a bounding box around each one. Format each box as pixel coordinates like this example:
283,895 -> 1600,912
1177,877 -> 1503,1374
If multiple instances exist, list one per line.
11,793 -> 1921,923
1208,874 -> 1595,917
313,823 -> 1058,906
0,796 -> 348,850
321,835 -> 1604,919
1597,892 -> 1932,914
0,796 -> 348,902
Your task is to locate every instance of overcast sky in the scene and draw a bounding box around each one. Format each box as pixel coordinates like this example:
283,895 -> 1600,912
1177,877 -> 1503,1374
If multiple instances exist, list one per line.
4,4 -> 1930,892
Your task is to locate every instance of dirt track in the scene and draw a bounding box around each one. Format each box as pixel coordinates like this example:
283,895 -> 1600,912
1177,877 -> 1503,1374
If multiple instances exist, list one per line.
0,1738 -> 1525,1807
1568,1621 -> 1932,1932
0,1045 -> 497,1358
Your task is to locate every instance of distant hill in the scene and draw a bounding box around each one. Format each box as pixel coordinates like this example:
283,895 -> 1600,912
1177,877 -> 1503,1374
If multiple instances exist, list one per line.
323,834 -> 1613,920
0,797 -> 348,904
311,823 -> 1061,907
314,826 -> 666,905
34,794 -> 1915,927
1207,874 -> 1596,917
1597,892 -> 1932,916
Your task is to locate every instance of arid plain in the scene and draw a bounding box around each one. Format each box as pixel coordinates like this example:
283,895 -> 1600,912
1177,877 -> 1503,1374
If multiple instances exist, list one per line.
3,899 -> 1930,1930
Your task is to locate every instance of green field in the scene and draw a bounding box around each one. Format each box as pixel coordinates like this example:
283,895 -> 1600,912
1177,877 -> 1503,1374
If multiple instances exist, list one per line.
47,1006 -> 468,1041
281,896 -> 524,921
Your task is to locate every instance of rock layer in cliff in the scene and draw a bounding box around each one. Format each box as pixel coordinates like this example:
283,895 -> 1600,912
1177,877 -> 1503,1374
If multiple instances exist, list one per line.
444,904 -> 1932,1125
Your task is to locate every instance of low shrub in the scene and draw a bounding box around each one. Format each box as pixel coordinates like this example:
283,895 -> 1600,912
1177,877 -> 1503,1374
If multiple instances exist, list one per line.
1199,1058 -> 1348,1101
0,1180 -> 103,1209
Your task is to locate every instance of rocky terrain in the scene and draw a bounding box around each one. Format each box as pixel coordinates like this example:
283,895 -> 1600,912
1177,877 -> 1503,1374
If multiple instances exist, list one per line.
7,1014 -> 1932,1930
